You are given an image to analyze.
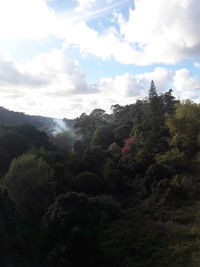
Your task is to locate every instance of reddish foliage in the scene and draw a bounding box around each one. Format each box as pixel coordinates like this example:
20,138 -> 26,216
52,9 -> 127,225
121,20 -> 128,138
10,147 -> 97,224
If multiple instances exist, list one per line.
122,136 -> 139,153
125,136 -> 138,146
121,145 -> 131,153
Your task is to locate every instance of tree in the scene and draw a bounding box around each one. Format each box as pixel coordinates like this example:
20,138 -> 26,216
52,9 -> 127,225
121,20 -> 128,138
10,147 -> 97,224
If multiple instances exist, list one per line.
90,108 -> 106,119
74,171 -> 102,195
14,124 -> 51,149
41,192 -> 103,267
74,113 -> 96,145
155,100 -> 200,177
4,153 -> 55,220
161,89 -> 178,115
74,109 -> 109,146
149,80 -> 157,100
0,186 -> 17,265
166,100 -> 200,156
90,125 -> 114,149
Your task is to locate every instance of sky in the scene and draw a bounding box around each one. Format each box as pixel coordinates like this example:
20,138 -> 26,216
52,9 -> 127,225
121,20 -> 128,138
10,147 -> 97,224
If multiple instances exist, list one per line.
0,0 -> 200,118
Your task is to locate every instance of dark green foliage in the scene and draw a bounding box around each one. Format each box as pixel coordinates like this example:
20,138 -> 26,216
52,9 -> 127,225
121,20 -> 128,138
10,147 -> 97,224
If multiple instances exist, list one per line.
74,109 -> 108,145
0,131 -> 30,172
0,124 -> 51,173
41,192 -> 104,267
149,80 -> 157,99
74,171 -> 102,195
91,125 -> 114,149
14,124 -> 51,149
83,145 -> 108,175
0,186 -> 17,256
113,124 -> 131,145
4,153 -> 55,220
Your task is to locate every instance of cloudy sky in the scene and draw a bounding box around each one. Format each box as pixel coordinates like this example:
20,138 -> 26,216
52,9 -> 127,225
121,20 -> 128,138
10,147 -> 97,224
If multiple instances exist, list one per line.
0,0 -> 200,118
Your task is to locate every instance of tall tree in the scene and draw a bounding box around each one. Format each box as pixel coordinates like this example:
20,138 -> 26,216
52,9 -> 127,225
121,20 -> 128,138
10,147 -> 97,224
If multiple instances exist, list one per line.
149,80 -> 158,100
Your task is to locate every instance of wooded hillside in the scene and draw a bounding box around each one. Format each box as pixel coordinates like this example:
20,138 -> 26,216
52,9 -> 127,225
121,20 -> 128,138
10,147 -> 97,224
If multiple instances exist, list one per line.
1,82 -> 200,267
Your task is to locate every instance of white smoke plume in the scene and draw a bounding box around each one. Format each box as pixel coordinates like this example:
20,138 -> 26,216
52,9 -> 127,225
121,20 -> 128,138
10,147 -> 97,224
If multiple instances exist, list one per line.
51,118 -> 75,137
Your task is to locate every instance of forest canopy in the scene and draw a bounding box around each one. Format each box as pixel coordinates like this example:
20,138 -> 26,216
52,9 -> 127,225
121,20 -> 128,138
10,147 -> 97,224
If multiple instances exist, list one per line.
1,82 -> 200,267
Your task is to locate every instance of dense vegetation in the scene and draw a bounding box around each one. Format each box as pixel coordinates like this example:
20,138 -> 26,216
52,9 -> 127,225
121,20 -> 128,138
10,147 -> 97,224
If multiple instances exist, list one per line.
1,81 -> 200,266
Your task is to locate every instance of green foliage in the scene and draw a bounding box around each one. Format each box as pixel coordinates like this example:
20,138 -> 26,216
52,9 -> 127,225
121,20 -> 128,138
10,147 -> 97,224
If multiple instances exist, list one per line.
41,192 -> 104,267
108,142 -> 121,159
166,100 -> 200,155
0,124 -> 51,173
149,80 -> 157,99
91,125 -> 114,149
113,124 -> 131,145
156,148 -> 187,174
0,131 -> 29,172
83,146 -> 108,175
74,171 -> 102,195
14,124 -> 50,149
2,85 -> 200,267
0,186 -> 17,253
4,153 -> 55,220
74,109 -> 108,145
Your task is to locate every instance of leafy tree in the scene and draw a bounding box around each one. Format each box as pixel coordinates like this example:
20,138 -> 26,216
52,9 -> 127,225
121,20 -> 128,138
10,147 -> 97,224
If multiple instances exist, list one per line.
156,148 -> 187,172
111,104 -> 134,127
90,125 -> 114,149
107,142 -> 121,159
83,146 -> 108,176
166,100 -> 200,156
74,171 -> 102,195
4,153 -> 55,220
90,108 -> 106,120
14,124 -> 51,149
0,186 -> 18,264
113,125 -> 131,145
160,89 -> 178,115
41,192 -> 103,267
74,109 -> 108,146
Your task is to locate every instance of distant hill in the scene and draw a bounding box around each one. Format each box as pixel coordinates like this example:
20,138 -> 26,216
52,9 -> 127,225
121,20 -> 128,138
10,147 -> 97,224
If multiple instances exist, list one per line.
0,106 -> 74,135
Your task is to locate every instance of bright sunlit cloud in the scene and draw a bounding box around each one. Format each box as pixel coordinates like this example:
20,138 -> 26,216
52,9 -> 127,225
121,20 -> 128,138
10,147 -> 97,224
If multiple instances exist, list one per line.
0,0 -> 56,39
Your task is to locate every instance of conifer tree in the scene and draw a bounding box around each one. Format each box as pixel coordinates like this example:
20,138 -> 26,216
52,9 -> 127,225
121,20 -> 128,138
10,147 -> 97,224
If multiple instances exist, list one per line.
149,80 -> 158,100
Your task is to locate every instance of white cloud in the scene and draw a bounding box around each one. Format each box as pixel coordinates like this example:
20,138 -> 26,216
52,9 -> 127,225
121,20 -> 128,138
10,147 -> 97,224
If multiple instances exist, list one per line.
135,67 -> 174,92
75,0 -> 97,12
1,0 -> 200,65
194,62 -> 200,68
0,0 -> 199,118
0,48 -> 98,97
0,51 -> 199,118
57,0 -> 200,65
24,48 -> 97,95
0,0 -> 56,40
100,73 -> 143,98
119,0 -> 200,64
58,21 -> 140,63
172,68 -> 200,100
0,52 -> 49,87
0,48 -> 100,117
99,67 -> 173,101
